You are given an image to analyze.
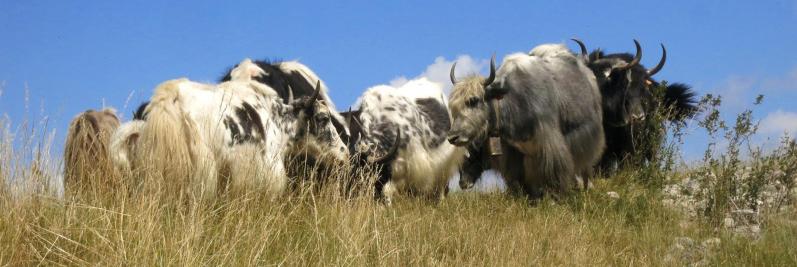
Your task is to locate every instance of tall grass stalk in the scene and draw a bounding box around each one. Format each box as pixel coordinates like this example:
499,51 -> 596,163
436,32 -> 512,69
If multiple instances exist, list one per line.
1,88 -> 795,265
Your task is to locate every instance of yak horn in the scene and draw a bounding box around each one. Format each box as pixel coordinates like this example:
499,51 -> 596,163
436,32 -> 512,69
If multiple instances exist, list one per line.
368,129 -> 401,164
483,54 -> 496,86
310,80 -> 322,101
298,80 -> 322,109
618,39 -> 642,71
344,107 -> 367,139
647,43 -> 666,77
287,83 -> 294,104
450,62 -> 458,84
571,38 -> 588,61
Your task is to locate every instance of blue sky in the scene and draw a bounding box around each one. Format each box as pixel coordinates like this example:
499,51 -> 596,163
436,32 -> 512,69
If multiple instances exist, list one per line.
2,1 -> 797,161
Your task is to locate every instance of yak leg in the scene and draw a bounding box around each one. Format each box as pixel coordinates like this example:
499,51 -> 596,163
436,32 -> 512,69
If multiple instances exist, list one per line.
512,128 -> 577,196
563,120 -> 604,189
580,166 -> 594,190
431,175 -> 449,203
496,144 -> 527,197
519,156 -> 546,199
374,162 -> 396,205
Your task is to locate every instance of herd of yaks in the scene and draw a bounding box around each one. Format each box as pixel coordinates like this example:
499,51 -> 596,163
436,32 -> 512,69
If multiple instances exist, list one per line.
63,39 -> 697,204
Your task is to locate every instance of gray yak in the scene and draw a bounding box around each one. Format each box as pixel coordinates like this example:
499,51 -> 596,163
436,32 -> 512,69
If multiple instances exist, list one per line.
447,44 -> 604,197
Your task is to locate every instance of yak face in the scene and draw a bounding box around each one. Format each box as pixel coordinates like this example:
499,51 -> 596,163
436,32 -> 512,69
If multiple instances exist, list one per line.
226,59 -> 347,162
447,56 -> 497,147
588,41 -> 666,127
447,76 -> 491,147
225,58 -> 352,149
593,59 -> 653,127
459,143 -> 488,190
291,99 -> 349,164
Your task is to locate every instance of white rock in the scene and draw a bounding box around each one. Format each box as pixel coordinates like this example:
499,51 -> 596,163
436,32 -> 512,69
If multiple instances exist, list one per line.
607,191 -> 620,199
674,237 -> 696,249
702,238 -> 721,249
731,209 -> 758,224
723,217 -> 735,228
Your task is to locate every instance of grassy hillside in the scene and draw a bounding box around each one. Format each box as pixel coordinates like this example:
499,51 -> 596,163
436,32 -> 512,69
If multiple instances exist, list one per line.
2,92 -> 796,266
2,172 -> 795,266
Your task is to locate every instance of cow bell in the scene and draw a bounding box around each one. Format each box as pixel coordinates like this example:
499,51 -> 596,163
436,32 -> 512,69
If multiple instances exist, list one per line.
488,136 -> 502,156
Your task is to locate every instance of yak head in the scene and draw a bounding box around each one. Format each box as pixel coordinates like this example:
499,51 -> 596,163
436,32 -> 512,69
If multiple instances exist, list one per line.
289,81 -> 350,165
459,141 -> 489,190
446,55 -> 498,147
585,40 -> 666,127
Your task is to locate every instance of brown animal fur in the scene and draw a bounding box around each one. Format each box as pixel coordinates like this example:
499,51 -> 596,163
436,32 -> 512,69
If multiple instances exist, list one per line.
63,108 -> 121,195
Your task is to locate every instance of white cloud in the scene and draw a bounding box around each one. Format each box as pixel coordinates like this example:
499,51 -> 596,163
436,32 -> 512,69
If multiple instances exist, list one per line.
760,110 -> 797,137
447,170 -> 507,193
716,75 -> 757,109
389,55 -> 489,94
761,67 -> 797,92
714,66 -> 797,110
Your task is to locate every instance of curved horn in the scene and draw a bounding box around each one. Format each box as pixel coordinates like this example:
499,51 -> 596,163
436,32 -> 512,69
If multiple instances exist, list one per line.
298,80 -> 323,109
310,80 -> 322,101
287,83 -> 294,104
647,43 -> 667,77
344,107 -> 367,137
482,54 -> 496,86
344,107 -> 367,139
570,38 -> 588,61
450,62 -> 458,84
368,129 -> 401,164
617,39 -> 642,71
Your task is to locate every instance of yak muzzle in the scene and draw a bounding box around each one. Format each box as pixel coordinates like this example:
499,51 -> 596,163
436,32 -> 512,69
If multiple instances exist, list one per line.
459,178 -> 475,190
447,135 -> 469,146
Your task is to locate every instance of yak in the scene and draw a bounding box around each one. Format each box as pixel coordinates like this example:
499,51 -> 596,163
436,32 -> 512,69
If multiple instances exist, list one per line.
347,78 -> 465,204
574,39 -> 698,172
119,70 -> 347,198
63,108 -> 121,195
448,44 -> 604,197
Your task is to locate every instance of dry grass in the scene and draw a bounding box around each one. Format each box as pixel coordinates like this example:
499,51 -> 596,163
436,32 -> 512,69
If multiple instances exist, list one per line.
2,160 -> 795,265
2,95 -> 796,266
2,172 -> 794,266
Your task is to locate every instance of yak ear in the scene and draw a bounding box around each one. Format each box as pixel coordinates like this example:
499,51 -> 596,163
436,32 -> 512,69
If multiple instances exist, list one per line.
603,67 -> 613,80
588,49 -> 604,62
484,82 -> 510,100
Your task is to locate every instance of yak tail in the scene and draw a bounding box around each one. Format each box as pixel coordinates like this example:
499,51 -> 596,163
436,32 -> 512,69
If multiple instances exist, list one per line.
137,79 -> 198,196
63,109 -> 120,195
663,83 -> 698,122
